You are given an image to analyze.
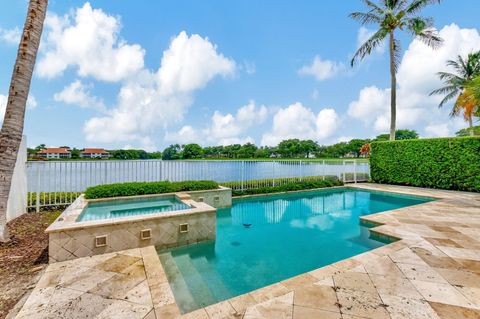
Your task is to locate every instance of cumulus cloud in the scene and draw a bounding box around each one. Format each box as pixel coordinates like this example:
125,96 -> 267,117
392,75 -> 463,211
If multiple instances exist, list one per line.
164,125 -> 200,144
206,100 -> 267,145
0,27 -> 21,45
165,100 -> 267,146
54,80 -> 105,110
84,31 -> 236,147
37,2 -> 145,82
298,55 -> 344,81
157,31 -> 235,95
261,102 -> 339,146
348,24 -> 480,136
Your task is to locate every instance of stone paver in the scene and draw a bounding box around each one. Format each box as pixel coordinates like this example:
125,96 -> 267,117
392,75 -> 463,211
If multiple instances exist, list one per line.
15,184 -> 480,318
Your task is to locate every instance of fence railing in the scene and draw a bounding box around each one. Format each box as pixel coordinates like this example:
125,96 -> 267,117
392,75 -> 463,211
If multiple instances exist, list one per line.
26,159 -> 370,211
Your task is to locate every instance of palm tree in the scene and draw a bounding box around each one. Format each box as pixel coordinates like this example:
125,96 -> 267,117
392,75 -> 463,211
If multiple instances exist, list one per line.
453,89 -> 479,135
430,52 -> 480,135
0,0 -> 48,242
350,0 -> 443,140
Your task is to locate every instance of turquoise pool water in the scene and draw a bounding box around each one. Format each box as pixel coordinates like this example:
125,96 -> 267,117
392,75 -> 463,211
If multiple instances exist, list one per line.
158,188 -> 432,313
78,196 -> 191,222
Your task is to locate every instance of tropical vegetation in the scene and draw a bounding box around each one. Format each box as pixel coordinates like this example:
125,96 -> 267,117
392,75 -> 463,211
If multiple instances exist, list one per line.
231,179 -> 343,197
431,51 -> 480,135
0,0 -> 48,242
351,0 -> 442,140
84,180 -> 219,199
161,130 -> 418,160
370,136 -> 480,192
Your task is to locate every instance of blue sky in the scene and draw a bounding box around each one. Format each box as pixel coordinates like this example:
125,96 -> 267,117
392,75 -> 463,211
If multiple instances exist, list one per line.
1,0 -> 480,151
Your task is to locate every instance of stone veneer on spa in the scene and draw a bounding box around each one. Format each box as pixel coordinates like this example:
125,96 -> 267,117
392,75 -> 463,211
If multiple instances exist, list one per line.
47,187 -> 231,262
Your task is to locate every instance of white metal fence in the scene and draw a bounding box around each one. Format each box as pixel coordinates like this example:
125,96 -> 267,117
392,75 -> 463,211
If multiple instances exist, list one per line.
26,159 -> 370,211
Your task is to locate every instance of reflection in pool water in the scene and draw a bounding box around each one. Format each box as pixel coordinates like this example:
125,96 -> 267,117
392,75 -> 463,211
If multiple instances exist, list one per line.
158,188 -> 432,313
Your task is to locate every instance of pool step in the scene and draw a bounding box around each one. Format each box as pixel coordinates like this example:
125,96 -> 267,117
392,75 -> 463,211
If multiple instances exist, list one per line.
158,252 -> 198,313
193,256 -> 232,301
174,254 -> 218,309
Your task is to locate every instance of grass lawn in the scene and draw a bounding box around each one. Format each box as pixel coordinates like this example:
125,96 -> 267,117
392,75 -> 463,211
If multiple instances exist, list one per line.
0,210 -> 61,318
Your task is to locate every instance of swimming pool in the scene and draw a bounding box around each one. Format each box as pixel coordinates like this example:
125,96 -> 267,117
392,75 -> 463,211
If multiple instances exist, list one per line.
78,195 -> 191,222
158,187 -> 432,313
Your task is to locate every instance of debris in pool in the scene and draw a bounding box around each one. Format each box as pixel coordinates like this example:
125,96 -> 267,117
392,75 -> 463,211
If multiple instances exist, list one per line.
231,241 -> 241,246
243,223 -> 252,228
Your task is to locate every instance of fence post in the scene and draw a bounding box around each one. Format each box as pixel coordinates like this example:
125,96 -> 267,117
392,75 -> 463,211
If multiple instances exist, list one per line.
354,160 -> 357,183
342,160 -> 346,183
35,163 -> 41,213
272,161 -> 276,187
322,160 -> 326,180
241,161 -> 245,190
300,160 -> 303,181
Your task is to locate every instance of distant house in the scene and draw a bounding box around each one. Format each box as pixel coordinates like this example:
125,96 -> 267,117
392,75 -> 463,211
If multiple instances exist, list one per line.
81,148 -> 110,159
37,148 -> 71,159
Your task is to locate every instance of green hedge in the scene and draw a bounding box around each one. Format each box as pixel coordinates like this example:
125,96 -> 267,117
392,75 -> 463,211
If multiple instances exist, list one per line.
370,137 -> 480,192
85,180 -> 219,199
232,179 -> 343,196
222,175 -> 340,190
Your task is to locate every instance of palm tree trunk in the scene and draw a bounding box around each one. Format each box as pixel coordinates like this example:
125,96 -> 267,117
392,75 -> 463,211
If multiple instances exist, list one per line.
389,31 -> 397,141
0,0 -> 48,242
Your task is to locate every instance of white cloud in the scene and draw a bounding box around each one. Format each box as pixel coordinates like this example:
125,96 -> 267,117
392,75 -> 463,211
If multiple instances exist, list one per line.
206,100 -> 267,145
157,31 -> 235,95
357,27 -> 386,54
298,55 -> 344,81
348,24 -> 480,136
261,102 -> 338,146
37,2 -> 145,82
27,95 -> 37,109
165,100 -> 267,146
54,80 -> 104,110
0,27 -> 21,45
164,125 -> 200,144
84,31 -> 236,147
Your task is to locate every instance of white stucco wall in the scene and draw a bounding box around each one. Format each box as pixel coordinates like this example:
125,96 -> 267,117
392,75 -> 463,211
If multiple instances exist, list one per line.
7,135 -> 27,222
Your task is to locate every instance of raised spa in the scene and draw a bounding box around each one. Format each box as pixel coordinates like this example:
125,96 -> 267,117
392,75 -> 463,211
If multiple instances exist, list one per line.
77,195 -> 191,222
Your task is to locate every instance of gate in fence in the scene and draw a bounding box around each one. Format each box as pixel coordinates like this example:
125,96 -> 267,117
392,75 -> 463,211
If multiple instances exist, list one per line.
26,159 -> 370,211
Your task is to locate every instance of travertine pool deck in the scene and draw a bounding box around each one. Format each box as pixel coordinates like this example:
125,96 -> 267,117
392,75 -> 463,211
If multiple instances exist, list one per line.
14,184 -> 480,318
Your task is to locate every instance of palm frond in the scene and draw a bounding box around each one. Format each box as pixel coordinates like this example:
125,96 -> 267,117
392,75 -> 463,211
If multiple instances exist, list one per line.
362,0 -> 385,14
438,91 -> 460,110
415,28 -> 443,49
437,72 -> 463,84
405,0 -> 441,15
429,85 -> 459,97
351,28 -> 389,66
393,37 -> 402,73
349,12 -> 383,24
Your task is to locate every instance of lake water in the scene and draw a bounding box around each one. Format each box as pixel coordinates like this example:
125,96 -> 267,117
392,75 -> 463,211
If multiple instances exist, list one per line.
26,160 -> 370,192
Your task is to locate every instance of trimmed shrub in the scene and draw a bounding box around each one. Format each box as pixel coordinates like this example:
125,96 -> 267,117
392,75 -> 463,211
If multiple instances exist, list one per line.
370,137 -> 480,192
231,179 -> 343,196
85,180 -> 219,199
222,175 -> 341,190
